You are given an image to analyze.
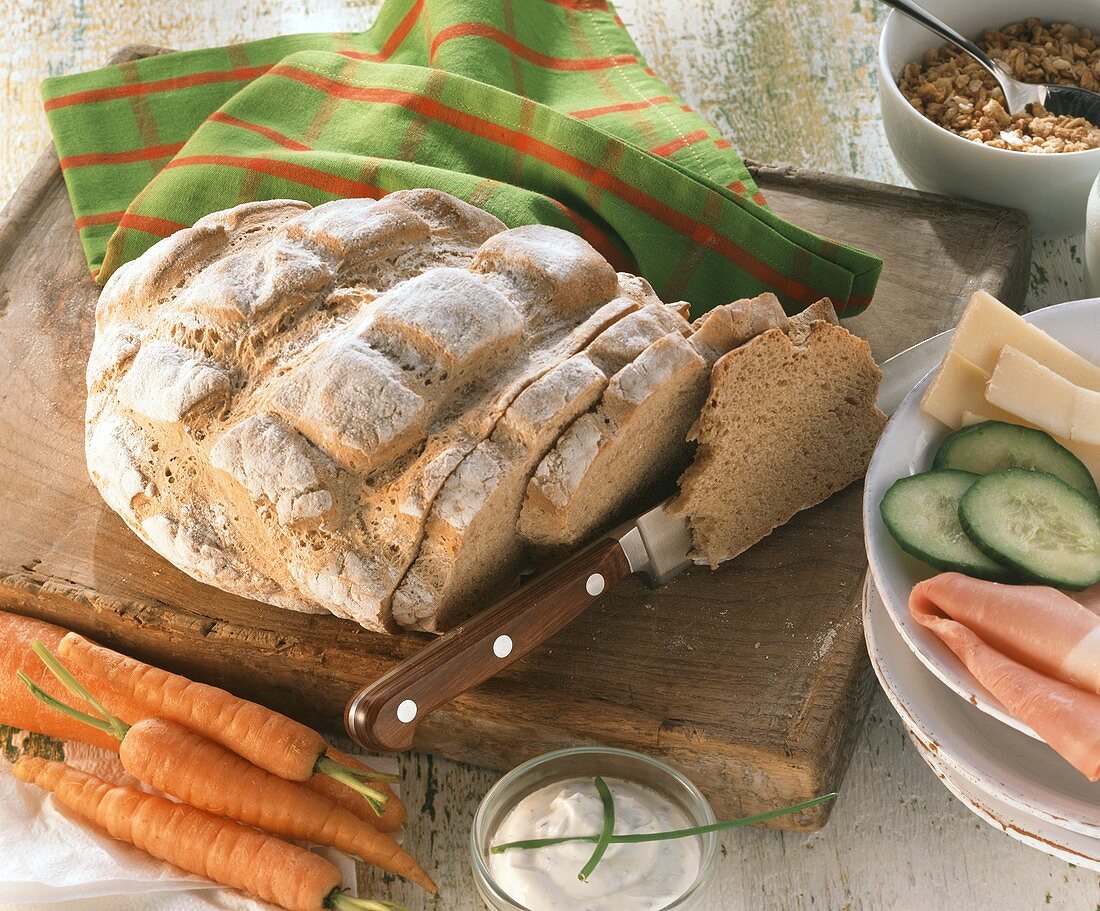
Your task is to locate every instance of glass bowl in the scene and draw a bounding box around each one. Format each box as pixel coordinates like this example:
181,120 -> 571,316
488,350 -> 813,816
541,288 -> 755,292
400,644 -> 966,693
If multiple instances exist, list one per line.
470,747 -> 718,911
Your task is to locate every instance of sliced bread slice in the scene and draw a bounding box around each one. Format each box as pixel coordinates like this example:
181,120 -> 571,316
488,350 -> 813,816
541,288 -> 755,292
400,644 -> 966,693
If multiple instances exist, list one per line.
391,303 -> 692,632
671,309 -> 887,567
516,293 -> 788,550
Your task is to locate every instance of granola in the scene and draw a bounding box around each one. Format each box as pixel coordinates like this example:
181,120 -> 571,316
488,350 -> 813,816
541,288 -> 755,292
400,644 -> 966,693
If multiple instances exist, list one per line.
899,19 -> 1100,153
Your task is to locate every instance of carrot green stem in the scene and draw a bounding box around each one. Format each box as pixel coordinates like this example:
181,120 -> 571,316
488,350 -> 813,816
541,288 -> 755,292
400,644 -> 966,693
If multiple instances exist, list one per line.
315,755 -> 390,815
317,753 -> 401,784
28,642 -> 130,741
490,792 -> 838,854
578,776 -> 615,882
325,889 -> 407,911
17,672 -> 123,739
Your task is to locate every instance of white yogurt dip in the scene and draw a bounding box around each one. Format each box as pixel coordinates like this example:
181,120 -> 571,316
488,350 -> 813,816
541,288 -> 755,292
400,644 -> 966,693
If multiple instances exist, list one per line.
488,777 -> 701,911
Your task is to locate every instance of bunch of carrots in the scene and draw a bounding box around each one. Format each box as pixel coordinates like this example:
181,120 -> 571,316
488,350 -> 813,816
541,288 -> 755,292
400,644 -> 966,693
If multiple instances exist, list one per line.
0,610 -> 436,911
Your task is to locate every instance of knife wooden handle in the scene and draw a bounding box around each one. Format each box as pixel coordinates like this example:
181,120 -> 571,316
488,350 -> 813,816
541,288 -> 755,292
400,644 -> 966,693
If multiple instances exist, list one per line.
344,535 -> 632,753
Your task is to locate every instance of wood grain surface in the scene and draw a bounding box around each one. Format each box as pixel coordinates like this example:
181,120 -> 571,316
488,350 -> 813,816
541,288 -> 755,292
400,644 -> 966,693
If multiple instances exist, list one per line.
0,86 -> 1032,833
1,3 -> 1098,911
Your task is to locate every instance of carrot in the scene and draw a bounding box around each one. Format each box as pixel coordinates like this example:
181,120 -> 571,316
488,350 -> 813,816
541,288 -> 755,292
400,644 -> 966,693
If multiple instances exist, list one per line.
58,632 -> 324,776
124,719 -> 434,892
307,745 -> 406,833
21,647 -> 433,892
57,632 -> 399,811
0,612 -> 132,750
12,756 -> 402,911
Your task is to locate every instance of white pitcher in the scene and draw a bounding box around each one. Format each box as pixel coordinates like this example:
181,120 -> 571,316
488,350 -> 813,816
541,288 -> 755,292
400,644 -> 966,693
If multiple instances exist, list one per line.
1086,170 -> 1100,298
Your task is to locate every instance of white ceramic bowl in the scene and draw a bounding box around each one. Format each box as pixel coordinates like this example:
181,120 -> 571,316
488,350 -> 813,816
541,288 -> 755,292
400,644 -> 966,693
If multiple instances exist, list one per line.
864,576 -> 1100,845
910,732 -> 1100,870
878,0 -> 1100,237
863,297 -> 1100,738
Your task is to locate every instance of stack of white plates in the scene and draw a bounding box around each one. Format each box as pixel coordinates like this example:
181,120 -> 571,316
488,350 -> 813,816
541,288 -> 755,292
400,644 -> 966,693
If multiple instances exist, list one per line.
862,298 -> 1100,870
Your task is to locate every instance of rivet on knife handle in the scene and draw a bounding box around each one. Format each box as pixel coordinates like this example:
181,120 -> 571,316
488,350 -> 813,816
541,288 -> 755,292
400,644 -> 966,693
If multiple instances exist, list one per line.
344,535 -> 631,752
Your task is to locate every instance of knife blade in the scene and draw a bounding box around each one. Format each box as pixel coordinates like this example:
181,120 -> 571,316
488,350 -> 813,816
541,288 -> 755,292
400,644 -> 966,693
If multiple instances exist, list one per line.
615,496 -> 694,584
345,497 -> 693,752
876,326 -> 953,415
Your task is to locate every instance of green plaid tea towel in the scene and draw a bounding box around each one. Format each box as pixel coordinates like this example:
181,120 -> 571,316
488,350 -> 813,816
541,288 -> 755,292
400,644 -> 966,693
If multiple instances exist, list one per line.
41,0 -> 881,316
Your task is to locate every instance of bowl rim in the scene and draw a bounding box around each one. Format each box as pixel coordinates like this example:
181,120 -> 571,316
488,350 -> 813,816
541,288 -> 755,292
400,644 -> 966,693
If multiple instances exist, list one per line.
468,746 -> 719,911
877,8 -> 1100,161
861,296 -> 1100,742
863,577 -> 1100,844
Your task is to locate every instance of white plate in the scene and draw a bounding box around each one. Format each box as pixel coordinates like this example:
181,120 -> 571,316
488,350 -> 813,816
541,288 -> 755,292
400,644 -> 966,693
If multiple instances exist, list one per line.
863,297 -> 1100,739
909,733 -> 1100,871
864,575 -> 1100,839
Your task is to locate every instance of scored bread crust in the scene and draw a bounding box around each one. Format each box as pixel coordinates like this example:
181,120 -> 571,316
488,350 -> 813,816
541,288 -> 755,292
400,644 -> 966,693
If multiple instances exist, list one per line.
671,306 -> 888,567
516,293 -> 789,551
86,190 -> 654,632
87,191 -> 888,633
391,294 -> 692,632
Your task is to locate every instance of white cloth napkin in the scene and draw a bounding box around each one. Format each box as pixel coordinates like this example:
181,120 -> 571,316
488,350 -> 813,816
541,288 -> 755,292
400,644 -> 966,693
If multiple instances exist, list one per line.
0,737 -> 396,910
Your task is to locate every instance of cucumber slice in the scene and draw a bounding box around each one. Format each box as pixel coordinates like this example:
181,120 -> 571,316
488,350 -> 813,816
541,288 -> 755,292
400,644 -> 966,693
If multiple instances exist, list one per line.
880,470 -> 1013,580
959,469 -> 1100,590
933,421 -> 1099,503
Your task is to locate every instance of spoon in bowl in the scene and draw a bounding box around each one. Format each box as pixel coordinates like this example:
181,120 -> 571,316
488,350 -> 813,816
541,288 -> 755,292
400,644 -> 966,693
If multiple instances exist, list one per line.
878,0 -> 1100,126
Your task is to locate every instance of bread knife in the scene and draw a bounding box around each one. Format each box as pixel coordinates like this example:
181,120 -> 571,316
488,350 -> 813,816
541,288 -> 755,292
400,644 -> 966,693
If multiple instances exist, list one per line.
345,495 -> 693,752
344,328 -> 933,752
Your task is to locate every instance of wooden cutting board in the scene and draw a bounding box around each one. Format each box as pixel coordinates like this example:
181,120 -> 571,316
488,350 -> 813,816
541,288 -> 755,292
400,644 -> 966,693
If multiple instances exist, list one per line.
0,47 -> 1031,830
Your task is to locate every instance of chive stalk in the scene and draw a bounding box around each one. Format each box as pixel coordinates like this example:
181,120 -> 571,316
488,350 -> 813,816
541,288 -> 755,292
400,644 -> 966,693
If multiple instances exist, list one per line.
578,776 -> 615,881
18,672 -> 126,739
490,792 -> 837,855
30,641 -> 128,740
315,755 -> 390,815
316,754 -> 401,785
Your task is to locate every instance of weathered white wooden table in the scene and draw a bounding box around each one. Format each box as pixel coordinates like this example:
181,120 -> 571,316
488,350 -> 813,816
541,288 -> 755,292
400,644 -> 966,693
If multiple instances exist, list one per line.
2,1 -> 1098,907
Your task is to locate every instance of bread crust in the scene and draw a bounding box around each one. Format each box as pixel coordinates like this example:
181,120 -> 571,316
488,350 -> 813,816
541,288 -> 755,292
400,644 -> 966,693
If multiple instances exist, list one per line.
86,191 -> 642,631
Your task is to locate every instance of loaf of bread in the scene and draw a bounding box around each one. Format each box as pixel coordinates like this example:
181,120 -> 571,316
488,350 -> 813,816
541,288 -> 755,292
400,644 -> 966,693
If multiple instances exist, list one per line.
87,190 -> 659,632
87,190 -> 885,635
671,301 -> 888,567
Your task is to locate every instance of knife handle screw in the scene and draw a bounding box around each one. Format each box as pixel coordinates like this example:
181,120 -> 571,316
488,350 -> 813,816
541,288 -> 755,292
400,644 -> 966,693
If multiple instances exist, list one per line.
493,634 -> 513,658
396,699 -> 417,723
586,573 -> 605,596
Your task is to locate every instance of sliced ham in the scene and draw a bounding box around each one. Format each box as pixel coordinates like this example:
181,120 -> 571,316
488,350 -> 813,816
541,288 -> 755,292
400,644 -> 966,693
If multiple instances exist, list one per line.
1072,583 -> 1100,617
910,573 -> 1100,694
910,573 -> 1100,781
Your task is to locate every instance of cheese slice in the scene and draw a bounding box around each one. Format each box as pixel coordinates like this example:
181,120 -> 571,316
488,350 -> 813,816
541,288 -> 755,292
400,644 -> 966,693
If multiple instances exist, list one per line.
986,346 -> 1076,437
920,350 -> 1015,429
987,346 -> 1100,445
1075,389 -> 1100,445
952,291 -> 1100,391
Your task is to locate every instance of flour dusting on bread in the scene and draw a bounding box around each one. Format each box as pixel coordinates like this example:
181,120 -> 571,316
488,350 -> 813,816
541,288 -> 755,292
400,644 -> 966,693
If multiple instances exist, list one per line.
88,191 -> 653,631
87,190 -> 886,634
